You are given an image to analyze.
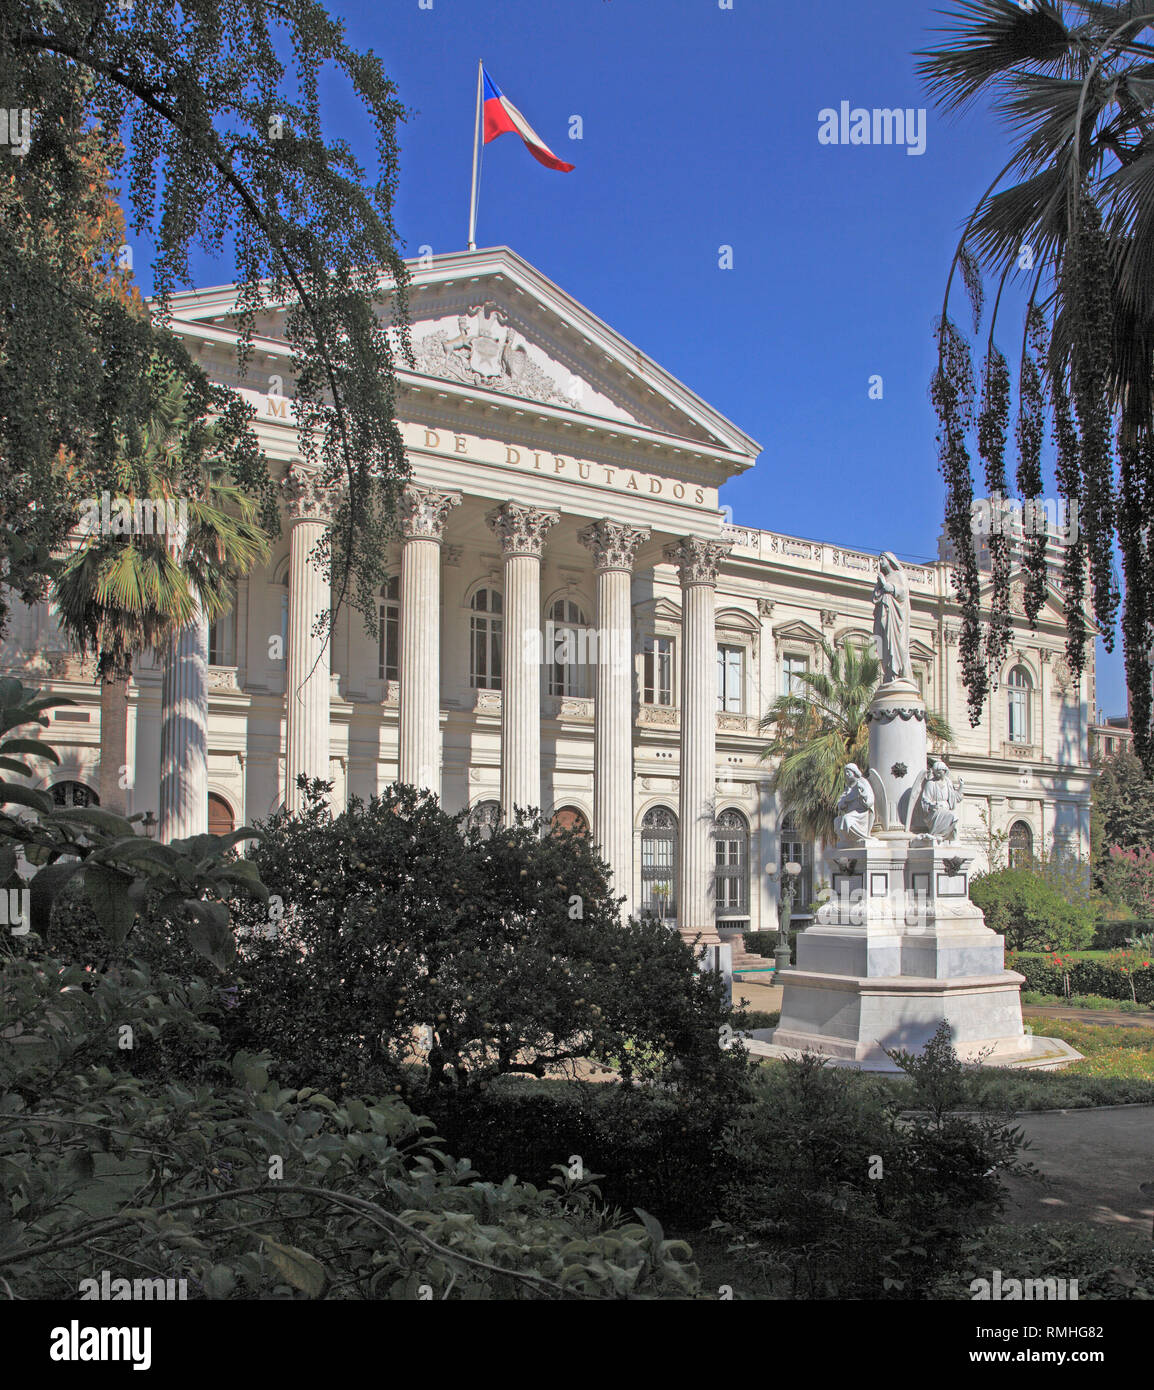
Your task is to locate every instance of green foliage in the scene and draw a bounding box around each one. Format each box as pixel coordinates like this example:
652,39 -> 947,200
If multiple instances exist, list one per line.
228,782 -> 748,1099
971,867 -> 1095,952
918,1 -> 1154,766
414,1078 -> 742,1231
930,1223 -> 1154,1302
0,678 -> 265,969
713,1039 -> 1034,1299
1100,846 -> 1154,917
0,0 -> 413,637
0,952 -> 702,1300
1092,751 -> 1154,886
1011,950 -> 1154,1006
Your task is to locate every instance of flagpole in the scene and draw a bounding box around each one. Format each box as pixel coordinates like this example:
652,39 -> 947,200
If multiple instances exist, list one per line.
467,59 -> 482,250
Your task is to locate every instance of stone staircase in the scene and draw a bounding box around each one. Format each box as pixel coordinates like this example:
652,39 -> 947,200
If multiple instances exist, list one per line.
727,933 -> 777,978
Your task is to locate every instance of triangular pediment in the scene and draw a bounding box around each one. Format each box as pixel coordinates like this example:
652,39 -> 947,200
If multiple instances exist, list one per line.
162,248 -> 761,463
772,619 -> 825,645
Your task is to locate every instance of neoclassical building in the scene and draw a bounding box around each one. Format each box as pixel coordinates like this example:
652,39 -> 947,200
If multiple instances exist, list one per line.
2,248 -> 1096,947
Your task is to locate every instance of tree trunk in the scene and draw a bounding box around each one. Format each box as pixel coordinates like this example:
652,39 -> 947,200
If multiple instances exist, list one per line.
99,674 -> 130,815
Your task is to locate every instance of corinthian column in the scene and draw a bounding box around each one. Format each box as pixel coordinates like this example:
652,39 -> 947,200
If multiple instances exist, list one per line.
399,485 -> 460,794
282,465 -> 334,814
486,502 -> 559,822
579,518 -> 650,921
159,597 -> 209,842
664,537 -> 731,946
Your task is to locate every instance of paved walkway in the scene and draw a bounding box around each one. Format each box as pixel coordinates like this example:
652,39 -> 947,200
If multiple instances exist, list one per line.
998,1105 -> 1154,1232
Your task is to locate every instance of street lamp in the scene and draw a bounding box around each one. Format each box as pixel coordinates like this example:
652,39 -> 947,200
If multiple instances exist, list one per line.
775,861 -> 802,979
141,810 -> 157,839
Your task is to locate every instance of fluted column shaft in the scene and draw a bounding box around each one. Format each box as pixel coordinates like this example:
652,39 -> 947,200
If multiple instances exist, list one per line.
487,503 -> 559,822
282,467 -> 334,815
665,538 -> 731,946
580,519 -> 650,922
399,486 -> 460,794
159,596 -> 209,842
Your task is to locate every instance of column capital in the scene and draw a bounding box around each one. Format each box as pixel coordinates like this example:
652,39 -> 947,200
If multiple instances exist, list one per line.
663,536 -> 731,588
578,518 -> 650,572
486,502 -> 560,558
400,485 -> 461,542
281,463 -> 336,522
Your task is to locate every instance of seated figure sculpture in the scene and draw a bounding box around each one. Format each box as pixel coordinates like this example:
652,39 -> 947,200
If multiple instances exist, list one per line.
834,763 -> 875,844
918,758 -> 964,843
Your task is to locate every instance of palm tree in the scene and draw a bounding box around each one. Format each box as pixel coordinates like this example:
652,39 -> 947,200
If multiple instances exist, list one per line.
916,1 -> 1154,772
760,639 -> 954,844
51,365 -> 271,814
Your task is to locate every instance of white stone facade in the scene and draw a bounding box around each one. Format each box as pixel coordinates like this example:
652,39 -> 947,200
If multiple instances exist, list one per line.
0,249 -> 1094,942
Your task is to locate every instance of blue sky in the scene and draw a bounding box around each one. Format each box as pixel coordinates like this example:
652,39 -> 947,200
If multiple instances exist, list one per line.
135,0 -> 1127,714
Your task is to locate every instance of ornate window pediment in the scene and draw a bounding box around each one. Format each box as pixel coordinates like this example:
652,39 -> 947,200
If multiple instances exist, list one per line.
771,618 -> 824,646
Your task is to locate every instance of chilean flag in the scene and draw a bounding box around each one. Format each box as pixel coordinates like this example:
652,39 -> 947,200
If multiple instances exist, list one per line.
482,68 -> 574,172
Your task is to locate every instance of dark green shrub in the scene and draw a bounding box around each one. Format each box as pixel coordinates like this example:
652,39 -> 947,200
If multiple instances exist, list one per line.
1010,951 -> 1154,1003
971,868 -> 1095,951
713,1026 -> 1035,1299
229,782 -> 749,1103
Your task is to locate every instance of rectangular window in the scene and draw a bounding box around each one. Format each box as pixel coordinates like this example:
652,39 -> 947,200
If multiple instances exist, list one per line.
207,602 -> 236,667
717,644 -> 744,713
470,616 -> 503,690
1008,689 -> 1029,744
643,635 -> 673,706
378,601 -> 399,683
782,654 -> 808,698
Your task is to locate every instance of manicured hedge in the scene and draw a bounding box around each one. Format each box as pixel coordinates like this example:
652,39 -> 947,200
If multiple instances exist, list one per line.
1009,952 -> 1154,1004
1092,918 -> 1154,949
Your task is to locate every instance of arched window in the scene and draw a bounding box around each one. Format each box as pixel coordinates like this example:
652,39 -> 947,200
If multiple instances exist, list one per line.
1008,820 -> 1034,869
641,806 -> 678,922
466,799 -> 501,837
780,811 -> 813,910
547,597 -> 591,698
208,793 -> 235,836
715,809 -> 750,919
470,588 -> 503,690
550,806 -> 589,836
379,575 -> 400,682
1007,665 -> 1032,745
51,781 -> 99,808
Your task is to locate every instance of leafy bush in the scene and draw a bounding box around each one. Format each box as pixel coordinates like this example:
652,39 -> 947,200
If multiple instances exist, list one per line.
414,1077 -> 739,1229
227,782 -> 748,1103
711,1025 -> 1035,1299
0,950 -> 704,1300
970,868 -> 1095,951
1099,846 -> 1154,916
